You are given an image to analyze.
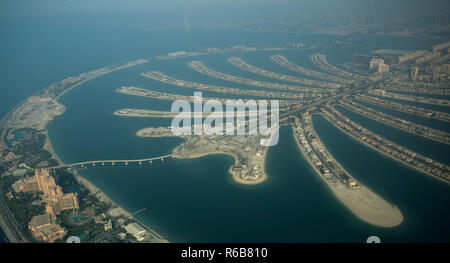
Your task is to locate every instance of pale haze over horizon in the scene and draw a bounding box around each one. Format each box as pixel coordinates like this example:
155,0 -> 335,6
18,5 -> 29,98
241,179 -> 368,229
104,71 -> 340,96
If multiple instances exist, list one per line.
1,0 -> 449,29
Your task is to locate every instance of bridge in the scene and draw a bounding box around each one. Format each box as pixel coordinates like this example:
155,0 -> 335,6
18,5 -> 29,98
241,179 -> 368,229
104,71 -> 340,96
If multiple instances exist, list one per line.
48,154 -> 174,170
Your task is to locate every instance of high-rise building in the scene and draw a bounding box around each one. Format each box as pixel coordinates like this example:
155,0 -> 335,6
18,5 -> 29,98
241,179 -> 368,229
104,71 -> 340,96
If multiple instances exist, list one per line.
184,16 -> 190,33
28,213 -> 66,243
432,66 -> 441,80
370,58 -> 390,74
13,169 -> 79,216
398,51 -> 427,64
411,66 -> 419,80
416,52 -> 441,64
441,64 -> 450,75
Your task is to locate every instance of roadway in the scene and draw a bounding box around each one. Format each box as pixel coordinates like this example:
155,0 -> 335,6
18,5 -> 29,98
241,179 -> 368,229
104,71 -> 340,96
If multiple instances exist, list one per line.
48,154 -> 174,170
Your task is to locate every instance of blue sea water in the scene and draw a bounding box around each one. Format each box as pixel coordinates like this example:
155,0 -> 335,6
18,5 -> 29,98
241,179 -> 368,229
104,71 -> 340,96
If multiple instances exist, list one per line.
2,24 -> 449,242
335,105 -> 450,165
0,228 -> 7,243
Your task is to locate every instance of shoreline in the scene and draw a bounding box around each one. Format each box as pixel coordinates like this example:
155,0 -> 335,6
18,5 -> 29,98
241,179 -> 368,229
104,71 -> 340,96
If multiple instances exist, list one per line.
24,50 -> 276,241
72,171 -> 168,242
291,124 -> 403,228
320,113 -> 450,185
3,41 -> 444,242
135,131 -> 270,186
43,114 -> 170,242
172,148 -> 269,185
40,59 -> 171,242
42,103 -> 66,166
338,103 -> 450,146
1,58 -> 170,242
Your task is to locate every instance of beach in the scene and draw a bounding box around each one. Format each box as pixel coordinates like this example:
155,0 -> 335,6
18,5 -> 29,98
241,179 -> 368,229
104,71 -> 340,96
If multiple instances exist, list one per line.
291,125 -> 403,228
321,113 -> 450,185
173,148 -> 269,185
44,126 -> 169,242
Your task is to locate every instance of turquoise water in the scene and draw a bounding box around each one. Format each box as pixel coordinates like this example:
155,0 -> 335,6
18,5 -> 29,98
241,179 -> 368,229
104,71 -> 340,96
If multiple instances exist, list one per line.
356,100 -> 450,133
335,105 -> 450,165
1,28 -> 330,118
373,96 -> 450,114
75,127 -> 380,243
37,32 -> 450,242
312,115 -> 450,242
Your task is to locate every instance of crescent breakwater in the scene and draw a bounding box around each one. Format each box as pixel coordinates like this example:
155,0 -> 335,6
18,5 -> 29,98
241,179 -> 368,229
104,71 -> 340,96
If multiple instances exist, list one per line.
2,39 -> 450,242
0,58 -> 172,243
116,42 -> 450,232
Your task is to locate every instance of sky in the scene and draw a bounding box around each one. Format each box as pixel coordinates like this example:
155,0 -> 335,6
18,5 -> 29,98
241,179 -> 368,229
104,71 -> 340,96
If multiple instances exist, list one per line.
1,0 -> 449,30
0,0 -> 448,117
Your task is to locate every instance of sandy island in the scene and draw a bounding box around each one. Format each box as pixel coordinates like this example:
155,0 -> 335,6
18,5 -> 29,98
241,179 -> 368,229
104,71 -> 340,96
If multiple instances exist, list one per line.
291,125 -> 403,228
172,147 -> 269,186
137,126 -> 270,186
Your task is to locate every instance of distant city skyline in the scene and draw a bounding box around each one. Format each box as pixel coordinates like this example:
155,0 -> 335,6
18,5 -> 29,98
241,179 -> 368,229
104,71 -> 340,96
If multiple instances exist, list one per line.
1,0 -> 449,30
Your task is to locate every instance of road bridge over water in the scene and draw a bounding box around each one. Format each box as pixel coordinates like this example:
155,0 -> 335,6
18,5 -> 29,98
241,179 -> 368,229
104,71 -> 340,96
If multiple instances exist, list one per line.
48,154 -> 174,170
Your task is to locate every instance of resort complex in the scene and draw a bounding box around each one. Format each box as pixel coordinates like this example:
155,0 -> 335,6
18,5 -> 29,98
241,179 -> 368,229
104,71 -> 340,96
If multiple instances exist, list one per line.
0,38 -> 449,242
12,169 -> 78,242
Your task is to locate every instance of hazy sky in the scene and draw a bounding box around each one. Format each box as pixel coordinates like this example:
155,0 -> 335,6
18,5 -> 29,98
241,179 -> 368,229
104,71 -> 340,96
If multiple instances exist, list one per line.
1,0 -> 449,29
0,0 -> 448,118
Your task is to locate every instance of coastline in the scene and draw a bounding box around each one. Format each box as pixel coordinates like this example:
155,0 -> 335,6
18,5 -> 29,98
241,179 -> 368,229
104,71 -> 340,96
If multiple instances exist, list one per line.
44,118 -> 170,242
42,103 -> 66,166
320,113 -> 450,185
135,130 -> 270,186
72,171 -> 168,242
39,59 -> 170,242
172,148 -> 268,185
232,146 -> 269,186
2,40 -> 444,242
0,58 -> 170,243
291,124 -> 403,228
338,103 -> 450,146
